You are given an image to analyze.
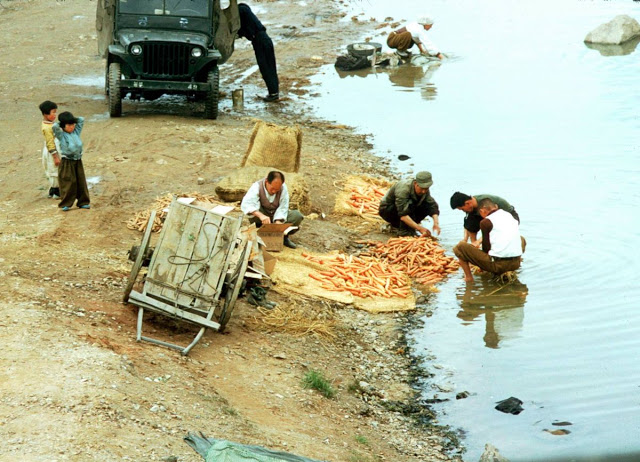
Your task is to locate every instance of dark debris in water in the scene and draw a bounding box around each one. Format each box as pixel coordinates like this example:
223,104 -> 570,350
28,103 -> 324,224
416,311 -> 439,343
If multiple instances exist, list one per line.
544,428 -> 571,436
495,396 -> 524,415
552,421 -> 573,426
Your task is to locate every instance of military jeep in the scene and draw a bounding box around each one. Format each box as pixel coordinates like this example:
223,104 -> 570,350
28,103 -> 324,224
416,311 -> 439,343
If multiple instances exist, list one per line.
96,0 -> 239,119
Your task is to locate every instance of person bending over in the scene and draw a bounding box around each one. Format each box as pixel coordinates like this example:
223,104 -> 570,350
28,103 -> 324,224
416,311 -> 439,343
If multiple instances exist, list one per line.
450,191 -> 520,243
240,170 -> 303,249
453,198 -> 526,282
378,171 -> 440,237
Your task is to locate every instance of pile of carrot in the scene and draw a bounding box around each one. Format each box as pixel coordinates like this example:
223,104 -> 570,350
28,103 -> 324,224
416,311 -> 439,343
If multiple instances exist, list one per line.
346,184 -> 387,218
360,237 -> 459,285
302,252 -> 410,299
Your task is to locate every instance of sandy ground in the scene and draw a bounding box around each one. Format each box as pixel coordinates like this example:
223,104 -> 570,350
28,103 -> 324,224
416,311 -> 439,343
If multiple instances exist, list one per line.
0,0 -> 465,461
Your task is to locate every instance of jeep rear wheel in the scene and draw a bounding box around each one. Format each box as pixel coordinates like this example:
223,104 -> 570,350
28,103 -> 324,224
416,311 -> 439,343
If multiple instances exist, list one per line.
108,62 -> 122,117
204,67 -> 219,120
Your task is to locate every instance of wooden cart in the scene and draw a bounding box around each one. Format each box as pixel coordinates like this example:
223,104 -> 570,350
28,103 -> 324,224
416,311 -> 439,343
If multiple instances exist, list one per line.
123,199 -> 251,355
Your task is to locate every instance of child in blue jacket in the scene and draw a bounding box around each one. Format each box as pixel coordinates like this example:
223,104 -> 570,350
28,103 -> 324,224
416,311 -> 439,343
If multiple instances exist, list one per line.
52,111 -> 90,211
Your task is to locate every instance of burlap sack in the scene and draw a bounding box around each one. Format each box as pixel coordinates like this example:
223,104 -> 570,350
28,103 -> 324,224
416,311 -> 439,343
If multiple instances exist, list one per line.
215,166 -> 311,214
241,121 -> 302,173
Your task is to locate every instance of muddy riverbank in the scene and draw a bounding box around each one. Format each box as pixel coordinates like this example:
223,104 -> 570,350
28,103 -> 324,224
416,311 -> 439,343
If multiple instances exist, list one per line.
0,0 -> 467,460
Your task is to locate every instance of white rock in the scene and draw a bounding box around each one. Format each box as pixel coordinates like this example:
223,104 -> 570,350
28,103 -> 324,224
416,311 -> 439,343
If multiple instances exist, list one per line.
479,443 -> 510,462
584,15 -> 640,45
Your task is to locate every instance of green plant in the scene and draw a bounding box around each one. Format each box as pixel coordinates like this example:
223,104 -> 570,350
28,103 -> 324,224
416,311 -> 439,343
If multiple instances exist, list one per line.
222,406 -> 238,416
302,370 -> 336,399
354,435 -> 369,446
348,451 -> 372,462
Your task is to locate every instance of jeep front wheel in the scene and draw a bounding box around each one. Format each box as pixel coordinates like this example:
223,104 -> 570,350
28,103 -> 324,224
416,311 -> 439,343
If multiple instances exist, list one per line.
204,67 -> 219,120
108,62 -> 122,117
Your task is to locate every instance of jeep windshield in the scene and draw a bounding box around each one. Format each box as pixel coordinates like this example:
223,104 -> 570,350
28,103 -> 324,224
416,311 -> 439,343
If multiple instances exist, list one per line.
119,0 -> 209,18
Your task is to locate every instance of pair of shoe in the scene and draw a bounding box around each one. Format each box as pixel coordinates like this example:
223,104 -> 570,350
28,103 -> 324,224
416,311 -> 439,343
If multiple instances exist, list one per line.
283,236 -> 297,249
79,204 -> 90,209
263,93 -> 279,103
61,206 -> 70,212
246,287 -> 277,309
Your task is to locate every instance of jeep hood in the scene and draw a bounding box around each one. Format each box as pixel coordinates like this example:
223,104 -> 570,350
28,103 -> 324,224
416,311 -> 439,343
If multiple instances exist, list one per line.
116,29 -> 211,48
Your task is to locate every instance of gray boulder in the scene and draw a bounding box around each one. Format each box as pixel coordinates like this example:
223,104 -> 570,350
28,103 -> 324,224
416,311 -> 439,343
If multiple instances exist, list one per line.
479,444 -> 510,462
584,15 -> 640,45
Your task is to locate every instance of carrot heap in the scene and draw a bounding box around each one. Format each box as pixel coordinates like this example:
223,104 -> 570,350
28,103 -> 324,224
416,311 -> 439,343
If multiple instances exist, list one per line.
347,184 -> 387,218
302,252 -> 410,299
361,237 -> 459,286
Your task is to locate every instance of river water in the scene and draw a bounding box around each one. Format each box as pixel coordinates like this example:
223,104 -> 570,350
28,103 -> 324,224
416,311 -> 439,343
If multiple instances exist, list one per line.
309,0 -> 640,460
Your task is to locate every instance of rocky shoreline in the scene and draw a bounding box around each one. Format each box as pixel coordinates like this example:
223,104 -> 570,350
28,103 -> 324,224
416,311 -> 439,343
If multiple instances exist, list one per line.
0,0 -> 492,460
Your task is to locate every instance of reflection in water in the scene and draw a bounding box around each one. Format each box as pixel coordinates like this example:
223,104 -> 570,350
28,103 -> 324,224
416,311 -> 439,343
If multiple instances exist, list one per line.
335,56 -> 441,100
456,279 -> 528,349
388,59 -> 441,100
584,35 -> 640,56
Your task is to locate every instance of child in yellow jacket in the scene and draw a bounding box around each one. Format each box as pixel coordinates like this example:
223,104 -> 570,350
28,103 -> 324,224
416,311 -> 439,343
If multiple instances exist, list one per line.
39,100 -> 61,198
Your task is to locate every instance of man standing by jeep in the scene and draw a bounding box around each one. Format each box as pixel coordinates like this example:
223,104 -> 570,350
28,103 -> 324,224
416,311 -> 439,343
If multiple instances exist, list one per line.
237,3 -> 280,102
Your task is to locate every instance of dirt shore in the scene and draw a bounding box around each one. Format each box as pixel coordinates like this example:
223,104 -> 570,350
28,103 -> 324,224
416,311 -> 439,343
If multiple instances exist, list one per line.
0,1 -> 465,461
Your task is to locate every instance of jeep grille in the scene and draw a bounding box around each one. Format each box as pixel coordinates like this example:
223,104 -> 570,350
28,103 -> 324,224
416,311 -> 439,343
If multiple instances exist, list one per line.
141,42 -> 190,78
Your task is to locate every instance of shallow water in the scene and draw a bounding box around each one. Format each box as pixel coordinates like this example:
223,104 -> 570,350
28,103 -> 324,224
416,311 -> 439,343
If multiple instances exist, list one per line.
311,0 -> 640,460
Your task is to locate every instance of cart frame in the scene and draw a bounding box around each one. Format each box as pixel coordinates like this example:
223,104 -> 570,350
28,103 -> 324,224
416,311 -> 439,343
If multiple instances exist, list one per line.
124,199 -> 250,355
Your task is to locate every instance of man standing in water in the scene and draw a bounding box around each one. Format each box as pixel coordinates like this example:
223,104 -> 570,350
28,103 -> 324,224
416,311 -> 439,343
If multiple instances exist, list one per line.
453,198 -> 525,282
237,3 -> 280,102
450,191 -> 520,243
386,15 -> 444,60
378,171 -> 440,237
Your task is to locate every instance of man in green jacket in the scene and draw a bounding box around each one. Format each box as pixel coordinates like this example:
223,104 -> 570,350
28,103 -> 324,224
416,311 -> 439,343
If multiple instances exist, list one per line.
450,191 -> 520,243
378,171 -> 440,237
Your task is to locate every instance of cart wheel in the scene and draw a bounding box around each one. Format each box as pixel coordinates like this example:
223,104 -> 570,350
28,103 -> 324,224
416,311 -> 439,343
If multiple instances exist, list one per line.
218,240 -> 250,332
123,210 -> 156,303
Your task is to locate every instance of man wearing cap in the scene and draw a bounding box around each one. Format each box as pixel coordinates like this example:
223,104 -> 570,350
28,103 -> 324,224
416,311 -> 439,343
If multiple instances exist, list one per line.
453,198 -> 525,282
450,192 -> 520,243
241,170 -> 303,249
386,16 -> 444,59
378,171 -> 440,237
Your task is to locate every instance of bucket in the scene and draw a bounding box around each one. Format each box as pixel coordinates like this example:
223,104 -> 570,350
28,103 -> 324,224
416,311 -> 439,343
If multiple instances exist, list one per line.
232,88 -> 244,110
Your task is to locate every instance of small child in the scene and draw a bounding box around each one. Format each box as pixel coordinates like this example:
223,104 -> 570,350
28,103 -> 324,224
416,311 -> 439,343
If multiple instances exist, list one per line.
38,100 -> 61,198
52,111 -> 91,211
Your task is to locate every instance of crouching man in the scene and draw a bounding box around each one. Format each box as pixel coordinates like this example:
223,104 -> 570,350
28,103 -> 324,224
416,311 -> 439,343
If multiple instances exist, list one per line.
240,170 -> 303,249
453,198 -> 526,282
378,171 -> 440,237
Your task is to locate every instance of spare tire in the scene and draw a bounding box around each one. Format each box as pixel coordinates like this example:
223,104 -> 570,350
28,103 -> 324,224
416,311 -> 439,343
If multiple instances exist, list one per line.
347,42 -> 383,57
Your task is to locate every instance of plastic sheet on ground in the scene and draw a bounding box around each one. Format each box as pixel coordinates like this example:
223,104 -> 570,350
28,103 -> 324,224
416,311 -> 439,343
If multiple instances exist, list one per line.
185,433 -> 324,462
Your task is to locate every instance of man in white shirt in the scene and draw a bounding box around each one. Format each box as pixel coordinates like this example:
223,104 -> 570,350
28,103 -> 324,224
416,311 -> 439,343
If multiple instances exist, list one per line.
386,16 -> 444,59
240,170 -> 304,249
453,198 -> 526,282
